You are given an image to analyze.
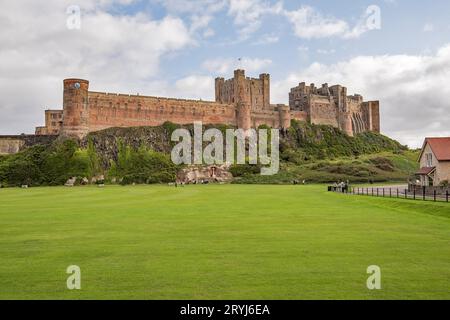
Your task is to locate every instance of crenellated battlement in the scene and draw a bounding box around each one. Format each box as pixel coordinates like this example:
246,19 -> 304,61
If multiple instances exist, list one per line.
88,91 -> 226,105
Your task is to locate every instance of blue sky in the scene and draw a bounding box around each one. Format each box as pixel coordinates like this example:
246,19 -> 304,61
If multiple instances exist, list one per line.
148,0 -> 450,81
1,0 -> 450,147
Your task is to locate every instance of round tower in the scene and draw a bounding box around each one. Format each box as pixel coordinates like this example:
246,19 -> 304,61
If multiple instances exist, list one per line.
278,105 -> 291,129
237,103 -> 251,131
61,79 -> 90,138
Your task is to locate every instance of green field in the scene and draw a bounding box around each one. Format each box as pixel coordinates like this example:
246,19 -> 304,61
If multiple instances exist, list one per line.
1,184 -> 450,300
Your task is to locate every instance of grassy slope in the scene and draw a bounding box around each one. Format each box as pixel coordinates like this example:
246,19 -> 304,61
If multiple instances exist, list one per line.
235,121 -> 419,184
1,185 -> 449,300
235,150 -> 419,184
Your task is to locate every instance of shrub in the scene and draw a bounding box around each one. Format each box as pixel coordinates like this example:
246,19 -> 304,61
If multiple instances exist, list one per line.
229,164 -> 261,177
111,141 -> 178,185
369,157 -> 395,172
0,139 -> 92,187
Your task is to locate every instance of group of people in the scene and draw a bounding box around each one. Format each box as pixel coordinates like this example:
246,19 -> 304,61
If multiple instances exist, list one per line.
331,181 -> 350,192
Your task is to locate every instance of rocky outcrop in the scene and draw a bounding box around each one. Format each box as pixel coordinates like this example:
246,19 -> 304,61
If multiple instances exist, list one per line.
177,165 -> 233,184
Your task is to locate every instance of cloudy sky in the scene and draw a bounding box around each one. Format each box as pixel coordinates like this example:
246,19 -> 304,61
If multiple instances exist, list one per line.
1,0 -> 450,147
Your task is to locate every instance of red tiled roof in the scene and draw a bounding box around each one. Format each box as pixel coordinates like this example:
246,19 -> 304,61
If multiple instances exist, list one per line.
416,167 -> 436,175
419,137 -> 450,161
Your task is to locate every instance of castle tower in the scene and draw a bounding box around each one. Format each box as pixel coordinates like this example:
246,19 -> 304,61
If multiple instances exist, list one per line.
234,70 -> 251,130
259,73 -> 270,109
215,77 -> 225,103
278,105 -> 291,129
342,87 -> 348,112
61,79 -> 90,138
368,101 -> 380,133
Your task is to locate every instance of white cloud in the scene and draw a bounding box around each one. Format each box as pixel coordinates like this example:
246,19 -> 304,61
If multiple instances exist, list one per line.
156,0 -> 226,39
0,0 -> 193,134
272,44 -> 450,147
190,14 -> 213,33
203,28 -> 216,38
284,5 -> 380,40
285,6 -> 348,39
157,0 -> 226,14
202,57 -> 272,75
174,75 -> 215,100
228,0 -> 283,40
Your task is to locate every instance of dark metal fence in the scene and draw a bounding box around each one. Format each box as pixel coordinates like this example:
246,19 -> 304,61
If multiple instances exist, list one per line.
329,186 -> 449,203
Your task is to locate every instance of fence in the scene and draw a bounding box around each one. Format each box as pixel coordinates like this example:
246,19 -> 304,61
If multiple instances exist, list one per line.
329,186 -> 450,203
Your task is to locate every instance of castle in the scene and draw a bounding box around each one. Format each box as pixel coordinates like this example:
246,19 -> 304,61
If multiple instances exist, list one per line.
35,69 -> 380,138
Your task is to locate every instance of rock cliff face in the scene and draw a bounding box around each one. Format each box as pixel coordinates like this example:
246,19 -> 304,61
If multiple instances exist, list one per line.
82,125 -> 175,167
177,165 -> 233,184
82,123 -> 233,168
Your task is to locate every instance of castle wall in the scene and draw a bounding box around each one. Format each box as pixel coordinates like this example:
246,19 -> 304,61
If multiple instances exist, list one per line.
346,96 -> 363,113
252,110 -> 280,128
309,95 -> 339,127
0,135 -> 57,155
290,110 -> 308,122
0,138 -> 24,155
87,92 -> 237,133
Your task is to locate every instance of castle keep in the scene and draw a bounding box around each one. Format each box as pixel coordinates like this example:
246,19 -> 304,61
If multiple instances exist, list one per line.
34,69 -> 380,139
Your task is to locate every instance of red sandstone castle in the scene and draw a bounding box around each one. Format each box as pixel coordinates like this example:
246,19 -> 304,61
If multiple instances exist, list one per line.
35,69 -> 380,138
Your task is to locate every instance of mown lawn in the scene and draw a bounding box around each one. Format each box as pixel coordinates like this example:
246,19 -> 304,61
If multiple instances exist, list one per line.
0,184 -> 449,300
